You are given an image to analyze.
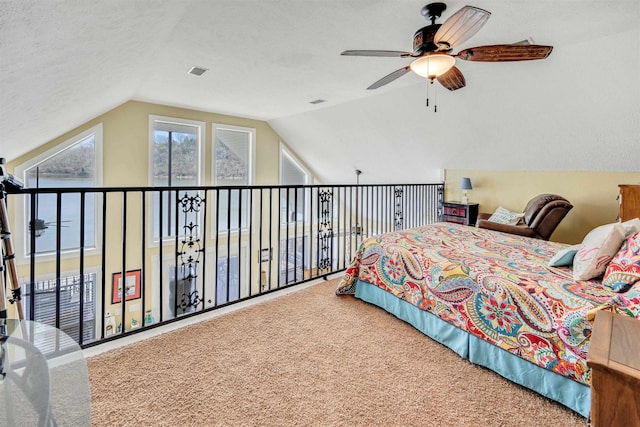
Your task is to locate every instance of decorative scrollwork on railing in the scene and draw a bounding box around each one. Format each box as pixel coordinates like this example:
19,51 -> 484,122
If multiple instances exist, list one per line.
176,192 -> 204,313
177,264 -> 200,313
179,193 -> 204,213
317,188 -> 333,271
394,186 -> 404,230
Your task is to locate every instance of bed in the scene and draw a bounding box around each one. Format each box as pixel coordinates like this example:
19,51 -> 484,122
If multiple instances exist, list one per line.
336,222 -> 640,417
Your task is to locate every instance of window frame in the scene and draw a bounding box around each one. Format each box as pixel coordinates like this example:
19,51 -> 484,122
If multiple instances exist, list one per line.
279,143 -> 310,224
212,123 -> 256,186
148,115 -> 206,244
20,267 -> 102,349
13,123 -> 104,264
209,243 -> 249,306
211,123 -> 256,235
279,143 -> 310,186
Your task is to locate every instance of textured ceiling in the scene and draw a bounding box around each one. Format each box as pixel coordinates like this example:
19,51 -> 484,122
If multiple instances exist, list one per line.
1,1 -> 638,173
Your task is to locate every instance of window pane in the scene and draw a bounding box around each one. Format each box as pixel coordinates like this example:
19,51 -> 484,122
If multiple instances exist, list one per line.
216,256 -> 240,304
281,154 -> 305,185
280,153 -> 307,223
280,188 -> 306,223
215,129 -> 249,186
279,236 -> 308,285
214,126 -> 252,231
153,189 -> 200,238
169,266 -> 198,317
152,119 -> 201,239
22,273 -> 97,351
153,131 -> 169,186
25,136 -> 96,254
171,131 -> 198,185
216,189 -> 248,231
153,127 -> 198,186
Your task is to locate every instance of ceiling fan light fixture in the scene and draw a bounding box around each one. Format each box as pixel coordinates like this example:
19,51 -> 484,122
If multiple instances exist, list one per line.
410,54 -> 455,79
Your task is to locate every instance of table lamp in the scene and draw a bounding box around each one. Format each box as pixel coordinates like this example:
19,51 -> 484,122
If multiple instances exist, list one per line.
460,177 -> 472,204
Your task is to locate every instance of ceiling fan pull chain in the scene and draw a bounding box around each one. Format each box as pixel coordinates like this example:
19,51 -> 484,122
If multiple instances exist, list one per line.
434,81 -> 438,112
425,78 -> 430,107
425,78 -> 437,112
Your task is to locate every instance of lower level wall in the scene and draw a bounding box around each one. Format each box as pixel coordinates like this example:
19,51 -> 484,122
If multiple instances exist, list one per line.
444,170 -> 640,244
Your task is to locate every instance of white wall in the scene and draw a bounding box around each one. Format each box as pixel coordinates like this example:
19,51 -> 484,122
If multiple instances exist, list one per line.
270,26 -> 640,184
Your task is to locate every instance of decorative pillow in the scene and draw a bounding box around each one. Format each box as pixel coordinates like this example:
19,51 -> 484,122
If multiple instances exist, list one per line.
573,223 -> 626,281
487,207 -> 524,226
602,231 -> 640,292
548,244 -> 581,267
621,218 -> 640,236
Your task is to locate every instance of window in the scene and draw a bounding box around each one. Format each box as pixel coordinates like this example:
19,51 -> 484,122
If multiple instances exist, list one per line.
213,124 -> 255,231
216,255 -> 241,304
16,124 -> 102,257
168,264 -> 198,317
150,116 -> 204,239
279,235 -> 309,285
213,243 -> 249,304
280,145 -> 309,223
22,272 -> 97,351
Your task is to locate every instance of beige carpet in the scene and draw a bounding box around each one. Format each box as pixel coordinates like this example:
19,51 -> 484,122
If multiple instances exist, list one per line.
87,279 -> 585,426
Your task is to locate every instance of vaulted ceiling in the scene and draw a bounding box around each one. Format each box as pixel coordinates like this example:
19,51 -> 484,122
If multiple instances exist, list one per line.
1,1 -> 639,183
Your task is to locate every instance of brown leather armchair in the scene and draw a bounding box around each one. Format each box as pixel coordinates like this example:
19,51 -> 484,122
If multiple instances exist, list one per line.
476,194 -> 573,240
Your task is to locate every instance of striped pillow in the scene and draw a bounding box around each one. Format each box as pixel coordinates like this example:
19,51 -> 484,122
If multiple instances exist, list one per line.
487,206 -> 524,226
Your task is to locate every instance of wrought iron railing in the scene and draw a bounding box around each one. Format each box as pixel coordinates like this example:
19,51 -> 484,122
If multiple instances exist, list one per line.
4,183 -> 443,349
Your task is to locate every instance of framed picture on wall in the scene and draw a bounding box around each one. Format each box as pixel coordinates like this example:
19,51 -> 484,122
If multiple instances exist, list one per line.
112,269 -> 142,304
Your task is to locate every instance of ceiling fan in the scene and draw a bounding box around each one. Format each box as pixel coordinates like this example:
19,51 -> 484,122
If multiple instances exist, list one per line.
341,2 -> 553,91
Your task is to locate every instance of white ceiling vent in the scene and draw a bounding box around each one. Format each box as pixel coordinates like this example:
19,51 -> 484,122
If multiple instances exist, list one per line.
188,66 -> 208,76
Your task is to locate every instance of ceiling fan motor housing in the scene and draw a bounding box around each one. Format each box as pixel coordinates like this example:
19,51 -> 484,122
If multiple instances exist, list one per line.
413,24 -> 441,55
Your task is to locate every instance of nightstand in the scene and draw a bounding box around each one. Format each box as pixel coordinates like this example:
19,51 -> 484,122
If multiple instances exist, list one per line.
442,201 -> 479,226
587,310 -> 640,426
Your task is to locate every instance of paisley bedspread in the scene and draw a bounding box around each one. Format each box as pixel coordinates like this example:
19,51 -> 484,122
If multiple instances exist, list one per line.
336,222 -> 640,385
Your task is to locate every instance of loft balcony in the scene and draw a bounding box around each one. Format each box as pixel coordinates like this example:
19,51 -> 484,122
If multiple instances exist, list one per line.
2,183 -> 444,353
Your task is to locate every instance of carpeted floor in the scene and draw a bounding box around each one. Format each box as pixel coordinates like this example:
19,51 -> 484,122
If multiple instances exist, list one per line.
87,279 -> 586,426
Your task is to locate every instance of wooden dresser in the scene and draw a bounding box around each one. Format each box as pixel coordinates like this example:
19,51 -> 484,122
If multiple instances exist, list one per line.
587,310 -> 640,426
619,184 -> 640,222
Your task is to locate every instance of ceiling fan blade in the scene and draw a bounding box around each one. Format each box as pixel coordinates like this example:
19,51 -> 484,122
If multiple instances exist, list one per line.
341,50 -> 414,58
367,66 -> 411,90
434,6 -> 491,50
456,44 -> 553,62
437,66 -> 466,91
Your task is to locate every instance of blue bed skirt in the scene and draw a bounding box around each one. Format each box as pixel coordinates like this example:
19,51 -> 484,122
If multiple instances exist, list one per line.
354,279 -> 591,417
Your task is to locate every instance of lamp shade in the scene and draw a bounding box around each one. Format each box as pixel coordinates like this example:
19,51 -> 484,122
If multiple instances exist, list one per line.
460,177 -> 472,190
410,54 -> 456,79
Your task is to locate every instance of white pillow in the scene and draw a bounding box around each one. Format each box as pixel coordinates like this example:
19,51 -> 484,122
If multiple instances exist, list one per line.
487,206 -> 524,226
621,218 -> 640,236
573,223 -> 626,281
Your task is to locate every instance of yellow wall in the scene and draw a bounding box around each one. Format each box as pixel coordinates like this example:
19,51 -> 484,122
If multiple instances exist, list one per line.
8,100 -> 315,186
6,100 -> 315,328
445,170 -> 640,244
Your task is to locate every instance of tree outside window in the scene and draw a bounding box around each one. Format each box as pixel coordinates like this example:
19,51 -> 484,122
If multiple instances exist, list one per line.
24,134 -> 97,254
151,118 -> 202,239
